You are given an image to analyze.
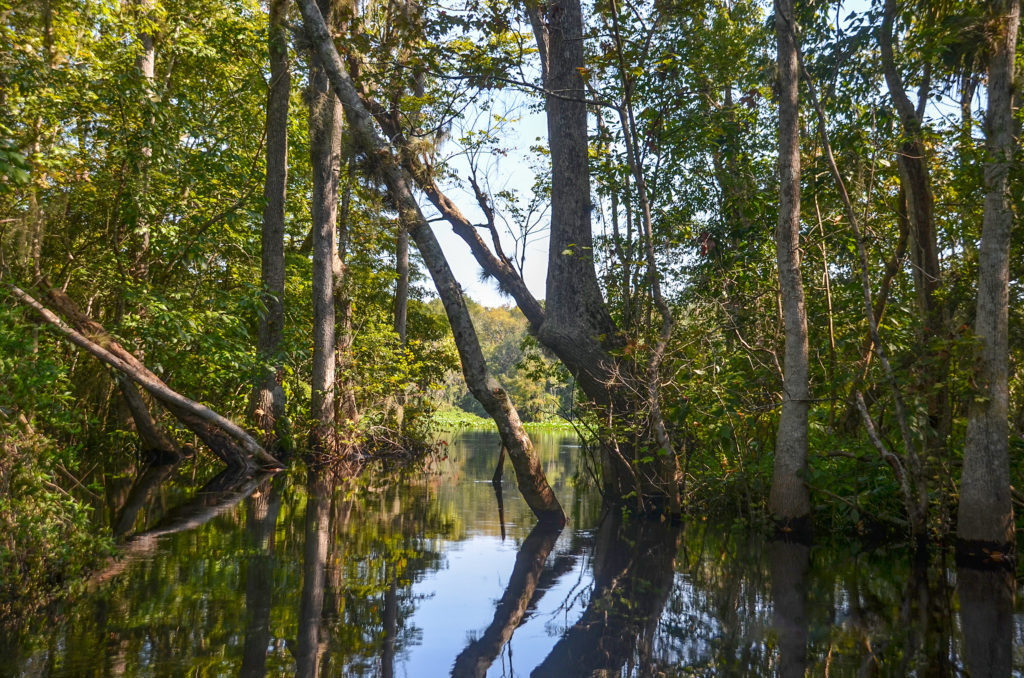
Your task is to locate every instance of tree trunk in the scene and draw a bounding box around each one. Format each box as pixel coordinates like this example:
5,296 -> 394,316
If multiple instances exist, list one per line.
295,469 -> 331,678
334,158 -> 358,428
133,0 -> 156,280
294,0 -> 564,524
525,0 -> 678,512
769,0 -> 810,524
958,0 -> 1019,551
389,223 -> 409,428
10,284 -> 282,470
115,373 -> 181,459
252,0 -> 291,446
308,0 -> 343,456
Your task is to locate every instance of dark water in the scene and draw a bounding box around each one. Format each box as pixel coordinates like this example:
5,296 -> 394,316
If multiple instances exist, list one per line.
2,429 -> 1023,676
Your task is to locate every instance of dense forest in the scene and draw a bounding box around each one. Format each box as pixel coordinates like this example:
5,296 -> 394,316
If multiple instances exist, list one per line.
1,0 -> 1022,611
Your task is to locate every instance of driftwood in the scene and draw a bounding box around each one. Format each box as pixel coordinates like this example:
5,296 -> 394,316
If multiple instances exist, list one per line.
8,284 -> 282,470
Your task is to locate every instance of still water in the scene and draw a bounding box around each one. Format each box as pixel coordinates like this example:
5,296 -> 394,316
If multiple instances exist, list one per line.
2,429 -> 1023,676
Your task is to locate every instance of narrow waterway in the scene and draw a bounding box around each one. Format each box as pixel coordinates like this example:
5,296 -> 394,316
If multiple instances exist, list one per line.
2,429 -> 1022,676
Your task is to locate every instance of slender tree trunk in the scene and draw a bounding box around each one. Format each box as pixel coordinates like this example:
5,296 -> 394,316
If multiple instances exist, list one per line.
308,0 -> 342,456
334,157 -> 358,427
252,0 -> 291,446
769,0 -> 810,524
295,0 -> 564,523
390,223 -> 409,427
958,0 -> 1019,551
133,0 -> 156,280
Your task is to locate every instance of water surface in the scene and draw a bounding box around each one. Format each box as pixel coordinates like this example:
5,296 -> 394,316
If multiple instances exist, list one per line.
3,430 -> 1022,676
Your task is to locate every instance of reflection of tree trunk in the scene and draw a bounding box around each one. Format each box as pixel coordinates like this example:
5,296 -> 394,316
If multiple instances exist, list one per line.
532,513 -> 679,676
958,566 -> 1013,678
899,558 -> 952,677
112,461 -> 178,539
92,469 -> 274,585
381,576 -> 398,678
295,470 -> 332,678
241,476 -> 286,678
769,539 -> 808,678
451,523 -> 562,678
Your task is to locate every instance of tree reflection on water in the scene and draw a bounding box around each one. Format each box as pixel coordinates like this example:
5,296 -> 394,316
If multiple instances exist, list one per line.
1,431 -> 1021,677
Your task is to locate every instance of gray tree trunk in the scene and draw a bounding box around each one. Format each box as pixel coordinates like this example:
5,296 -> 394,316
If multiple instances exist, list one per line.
525,0 -> 678,511
958,0 -> 1019,550
334,159 -> 358,427
295,0 -> 564,523
252,0 -> 291,446
769,0 -> 810,523
308,0 -> 342,456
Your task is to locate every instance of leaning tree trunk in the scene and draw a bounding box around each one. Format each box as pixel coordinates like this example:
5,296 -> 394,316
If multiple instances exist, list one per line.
307,0 -> 343,457
9,285 -> 281,470
769,0 -> 811,525
252,0 -> 291,446
957,0 -> 1019,553
295,0 -> 564,524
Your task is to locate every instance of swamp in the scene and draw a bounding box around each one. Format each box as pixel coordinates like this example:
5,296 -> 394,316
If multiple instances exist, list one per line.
3,430 -> 1022,676
2,0 -> 1024,674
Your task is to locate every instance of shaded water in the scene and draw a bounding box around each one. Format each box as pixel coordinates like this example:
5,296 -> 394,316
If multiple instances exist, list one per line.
2,430 -> 1023,676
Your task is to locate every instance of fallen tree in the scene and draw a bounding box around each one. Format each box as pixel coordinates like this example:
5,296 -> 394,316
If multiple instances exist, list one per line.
8,284 -> 282,471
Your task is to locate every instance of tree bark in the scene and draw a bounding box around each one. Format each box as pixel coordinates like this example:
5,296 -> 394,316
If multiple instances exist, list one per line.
334,156 -> 358,428
769,0 -> 810,523
295,0 -> 564,524
308,0 -> 343,456
9,284 -> 282,470
958,0 -> 1019,550
252,0 -> 291,446
115,372 -> 181,459
524,0 -> 678,511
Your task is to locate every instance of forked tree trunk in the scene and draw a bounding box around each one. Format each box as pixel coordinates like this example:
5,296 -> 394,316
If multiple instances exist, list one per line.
307,0 -> 343,456
252,0 -> 291,446
295,0 -> 564,524
769,0 -> 811,524
525,0 -> 678,512
958,0 -> 1019,552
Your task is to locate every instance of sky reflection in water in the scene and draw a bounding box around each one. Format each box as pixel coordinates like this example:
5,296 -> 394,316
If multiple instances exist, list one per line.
2,429 -> 1023,676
